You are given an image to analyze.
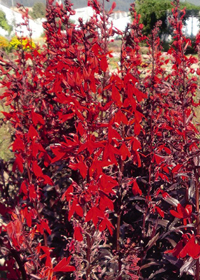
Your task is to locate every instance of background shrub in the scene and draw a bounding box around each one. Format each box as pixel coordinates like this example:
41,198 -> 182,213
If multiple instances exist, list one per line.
0,35 -> 9,51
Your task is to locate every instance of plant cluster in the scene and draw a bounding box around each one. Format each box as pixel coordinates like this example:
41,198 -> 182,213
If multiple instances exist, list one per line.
0,0 -> 200,280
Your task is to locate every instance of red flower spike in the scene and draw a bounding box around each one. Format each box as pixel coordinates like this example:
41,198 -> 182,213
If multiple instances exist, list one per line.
100,56 -> 108,72
179,235 -> 200,259
28,125 -> 39,140
155,206 -> 164,218
12,137 -> 25,152
14,154 -> 24,173
32,161 -> 43,178
74,226 -> 83,241
112,85 -> 122,107
39,246 -> 53,267
68,199 -> 83,221
132,179 -> 142,196
119,143 -> 131,160
85,207 -> 104,227
29,184 -> 37,201
53,256 -> 75,272
31,111 -> 45,126
153,154 -> 164,164
99,194 -> 114,211
99,216 -> 115,235
69,160 -> 87,179
99,174 -> 118,195
108,126 -> 122,142
134,122 -> 141,136
196,68 -> 200,75
170,204 -> 192,225
103,144 -> 117,165
165,240 -> 185,258
61,184 -> 74,202
76,122 -> 85,136
114,110 -> 128,125
109,2 -> 116,14
172,164 -> 183,174
40,220 -> 51,235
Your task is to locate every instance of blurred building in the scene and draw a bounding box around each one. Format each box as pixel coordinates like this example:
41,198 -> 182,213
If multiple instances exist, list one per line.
0,3 -> 44,38
70,6 -> 130,33
0,3 -> 131,39
183,13 -> 200,37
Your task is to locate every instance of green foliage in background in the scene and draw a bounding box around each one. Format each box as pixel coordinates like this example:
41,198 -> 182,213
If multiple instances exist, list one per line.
29,2 -> 46,19
135,0 -> 200,35
0,10 -> 12,33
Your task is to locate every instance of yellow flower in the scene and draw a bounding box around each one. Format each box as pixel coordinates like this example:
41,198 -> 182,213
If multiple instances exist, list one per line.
0,36 -> 9,49
9,36 -> 36,50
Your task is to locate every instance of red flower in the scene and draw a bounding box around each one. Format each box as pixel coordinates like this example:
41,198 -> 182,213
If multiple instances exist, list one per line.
170,203 -> 192,225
